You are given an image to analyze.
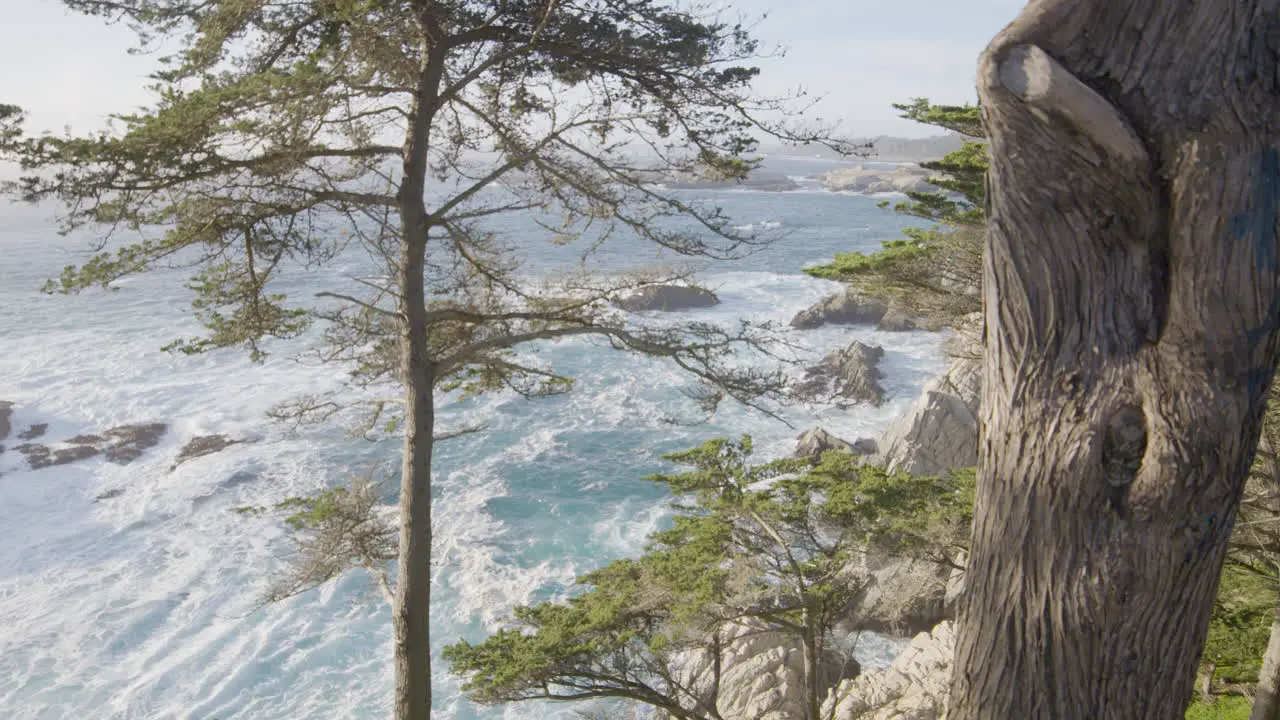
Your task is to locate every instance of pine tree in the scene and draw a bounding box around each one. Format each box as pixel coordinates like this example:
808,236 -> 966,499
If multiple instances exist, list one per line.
0,3 -> 854,717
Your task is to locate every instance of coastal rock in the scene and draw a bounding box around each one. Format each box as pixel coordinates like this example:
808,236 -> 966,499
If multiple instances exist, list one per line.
671,621 -> 860,720
821,166 -> 939,195
794,428 -> 878,459
171,434 -> 244,470
794,428 -> 855,458
822,622 -> 954,720
877,302 -> 919,332
851,437 -> 879,456
838,554 -> 951,637
612,285 -> 719,312
797,341 -> 886,406
873,330 -> 981,476
790,292 -> 889,329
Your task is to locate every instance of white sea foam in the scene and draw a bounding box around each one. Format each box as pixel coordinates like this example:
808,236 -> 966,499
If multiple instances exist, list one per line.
0,184 -> 950,719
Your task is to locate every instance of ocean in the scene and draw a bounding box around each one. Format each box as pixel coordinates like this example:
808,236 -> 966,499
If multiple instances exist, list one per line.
0,155 -> 950,719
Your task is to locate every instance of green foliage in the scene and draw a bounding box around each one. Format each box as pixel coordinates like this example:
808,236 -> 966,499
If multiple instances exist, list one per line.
4,0 -> 848,376
446,438 -> 974,717
804,225 -> 983,328
891,98 -> 985,139
804,99 -> 988,329
1185,696 -> 1253,720
1203,569 -> 1274,686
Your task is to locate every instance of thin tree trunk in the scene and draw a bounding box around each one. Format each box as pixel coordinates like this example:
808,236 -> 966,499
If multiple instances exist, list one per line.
394,230 -> 435,720
1253,601 -> 1280,720
393,34 -> 446,720
802,616 -> 820,720
951,2 -> 1280,718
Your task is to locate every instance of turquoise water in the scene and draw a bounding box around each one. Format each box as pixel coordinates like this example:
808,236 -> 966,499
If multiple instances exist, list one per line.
0,156 -> 946,719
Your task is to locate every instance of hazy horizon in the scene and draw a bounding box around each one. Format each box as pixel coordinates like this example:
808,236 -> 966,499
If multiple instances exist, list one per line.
0,1 -> 1023,140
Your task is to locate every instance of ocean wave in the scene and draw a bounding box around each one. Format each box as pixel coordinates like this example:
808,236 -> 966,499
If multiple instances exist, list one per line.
0,193 -> 948,719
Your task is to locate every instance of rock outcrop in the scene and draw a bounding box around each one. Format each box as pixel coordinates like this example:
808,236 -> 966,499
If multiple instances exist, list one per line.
822,622 -> 953,720
794,428 -> 877,459
872,328 -> 981,476
797,341 -> 887,406
790,292 -> 919,333
613,285 -> 720,312
790,292 -> 889,329
671,622 -> 860,720
837,554 -> 952,637
821,166 -> 939,195
876,301 -> 919,332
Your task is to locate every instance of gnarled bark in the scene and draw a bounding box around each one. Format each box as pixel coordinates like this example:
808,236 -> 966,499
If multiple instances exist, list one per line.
950,2 -> 1280,718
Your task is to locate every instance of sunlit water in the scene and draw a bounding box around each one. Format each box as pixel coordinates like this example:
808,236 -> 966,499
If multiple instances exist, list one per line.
0,156 -> 947,719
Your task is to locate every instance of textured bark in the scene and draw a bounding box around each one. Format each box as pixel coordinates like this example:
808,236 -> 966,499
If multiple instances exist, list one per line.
951,1 -> 1280,718
394,38 -> 445,720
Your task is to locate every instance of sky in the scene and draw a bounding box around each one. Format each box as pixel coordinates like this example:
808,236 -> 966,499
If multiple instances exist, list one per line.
0,0 -> 1026,139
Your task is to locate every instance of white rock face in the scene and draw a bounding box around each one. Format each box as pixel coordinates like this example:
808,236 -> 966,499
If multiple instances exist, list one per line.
822,622 -> 954,720
668,622 -> 859,720
872,324 -> 981,476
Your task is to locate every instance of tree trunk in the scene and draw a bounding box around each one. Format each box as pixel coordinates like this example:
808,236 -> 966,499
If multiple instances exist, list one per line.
393,38 -> 445,720
950,2 -> 1280,719
394,196 -> 435,720
801,616 -> 820,720
1254,601 -> 1280,720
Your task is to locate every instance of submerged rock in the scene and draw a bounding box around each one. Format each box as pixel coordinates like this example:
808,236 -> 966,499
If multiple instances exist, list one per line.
67,434 -> 104,445
0,400 -> 12,445
170,434 -> 243,470
790,292 -> 889,330
17,423 -> 48,441
16,442 -> 101,469
11,421 -> 168,471
797,341 -> 887,407
822,622 -> 954,720
612,284 -> 720,312
102,423 -> 167,464
94,488 -> 125,502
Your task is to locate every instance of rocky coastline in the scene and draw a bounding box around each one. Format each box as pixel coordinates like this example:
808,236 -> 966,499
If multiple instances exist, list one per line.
0,285 -> 973,720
